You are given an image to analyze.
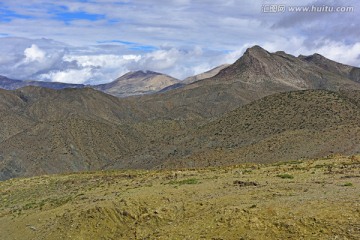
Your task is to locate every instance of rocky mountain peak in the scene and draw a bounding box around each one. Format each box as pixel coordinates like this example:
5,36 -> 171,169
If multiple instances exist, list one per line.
299,53 -> 327,63
123,70 -> 161,80
299,52 -> 360,83
236,45 -> 272,65
244,45 -> 270,55
219,45 -> 275,80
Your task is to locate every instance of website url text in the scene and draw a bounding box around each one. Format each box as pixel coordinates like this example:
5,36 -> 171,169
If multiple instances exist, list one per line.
262,5 -> 354,13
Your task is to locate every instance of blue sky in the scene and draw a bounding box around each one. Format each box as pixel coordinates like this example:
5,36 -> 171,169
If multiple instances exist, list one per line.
0,0 -> 359,84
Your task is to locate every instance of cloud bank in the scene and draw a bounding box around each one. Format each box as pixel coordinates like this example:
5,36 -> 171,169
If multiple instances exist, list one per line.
0,0 -> 359,84
0,37 -> 246,83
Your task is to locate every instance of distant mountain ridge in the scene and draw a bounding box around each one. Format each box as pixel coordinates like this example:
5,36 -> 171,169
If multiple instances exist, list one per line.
159,64 -> 231,92
94,70 -> 180,97
183,64 -> 231,84
0,75 -> 84,90
0,71 -> 180,98
205,45 -> 360,90
1,46 -> 360,99
299,53 -> 360,83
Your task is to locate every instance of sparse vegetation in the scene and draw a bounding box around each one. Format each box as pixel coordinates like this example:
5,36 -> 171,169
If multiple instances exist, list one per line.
277,174 -> 294,179
233,180 -> 258,186
0,155 -> 359,239
168,178 -> 200,185
2,89 -> 360,181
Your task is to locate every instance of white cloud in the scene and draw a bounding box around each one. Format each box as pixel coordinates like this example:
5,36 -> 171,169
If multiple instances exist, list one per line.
0,35 -> 360,85
39,68 -> 93,84
221,44 -> 254,64
24,44 -> 46,63
0,0 -> 358,84
313,41 -> 360,67
64,54 -> 141,68
140,48 -> 180,70
191,64 -> 213,75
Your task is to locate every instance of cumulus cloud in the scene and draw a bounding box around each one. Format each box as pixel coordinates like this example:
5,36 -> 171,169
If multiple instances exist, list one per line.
140,48 -> 181,71
312,41 -> 360,66
0,0 -> 359,83
0,37 -> 240,83
39,68 -> 93,84
64,54 -> 141,68
1,36 -> 360,84
24,44 -> 46,63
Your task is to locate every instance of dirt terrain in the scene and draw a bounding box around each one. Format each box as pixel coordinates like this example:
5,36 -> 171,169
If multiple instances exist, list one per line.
1,154 -> 359,239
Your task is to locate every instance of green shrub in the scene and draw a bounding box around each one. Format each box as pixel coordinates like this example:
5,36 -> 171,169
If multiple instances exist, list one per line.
168,178 -> 199,185
277,174 -> 294,179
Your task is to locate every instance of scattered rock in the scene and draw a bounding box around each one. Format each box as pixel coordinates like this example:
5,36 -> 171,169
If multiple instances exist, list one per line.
27,225 -> 37,231
233,180 -> 258,187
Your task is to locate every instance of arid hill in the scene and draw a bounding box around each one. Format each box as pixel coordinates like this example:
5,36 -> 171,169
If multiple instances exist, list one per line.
0,86 -> 359,180
94,70 -> 179,97
0,85 -> 199,180
160,90 -> 360,168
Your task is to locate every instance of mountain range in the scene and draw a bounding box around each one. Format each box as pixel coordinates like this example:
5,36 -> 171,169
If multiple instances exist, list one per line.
0,45 -> 360,180
1,45 -> 360,99
0,75 -> 84,90
0,65 -> 227,98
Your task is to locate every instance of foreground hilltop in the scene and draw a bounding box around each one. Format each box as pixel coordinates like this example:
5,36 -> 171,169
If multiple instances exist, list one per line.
0,155 -> 359,239
161,90 -> 360,168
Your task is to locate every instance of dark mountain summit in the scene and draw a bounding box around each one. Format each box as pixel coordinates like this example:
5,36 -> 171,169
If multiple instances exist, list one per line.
210,45 -> 360,90
299,53 -> 360,83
